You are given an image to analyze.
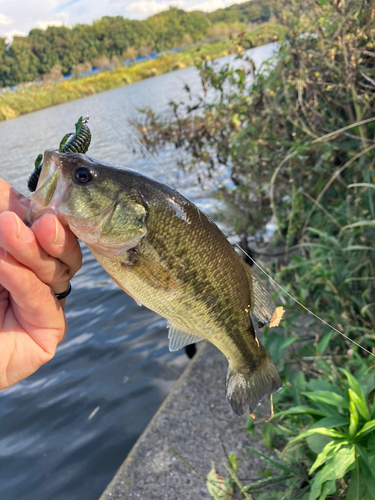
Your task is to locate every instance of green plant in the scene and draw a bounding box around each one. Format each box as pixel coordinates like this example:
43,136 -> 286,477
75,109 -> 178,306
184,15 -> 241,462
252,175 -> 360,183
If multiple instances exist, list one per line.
135,0 -> 375,245
0,39 -> 236,121
136,1 -> 375,497
0,1 -> 276,87
210,360 -> 375,500
265,364 -> 375,499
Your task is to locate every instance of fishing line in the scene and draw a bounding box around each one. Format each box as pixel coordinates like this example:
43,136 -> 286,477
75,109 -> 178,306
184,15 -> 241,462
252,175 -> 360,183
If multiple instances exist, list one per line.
89,114 -> 375,359
89,114 -> 176,186
232,241 -> 375,359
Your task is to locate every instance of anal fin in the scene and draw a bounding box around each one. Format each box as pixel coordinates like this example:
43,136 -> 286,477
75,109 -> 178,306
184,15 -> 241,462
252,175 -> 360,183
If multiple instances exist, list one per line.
167,321 -> 204,352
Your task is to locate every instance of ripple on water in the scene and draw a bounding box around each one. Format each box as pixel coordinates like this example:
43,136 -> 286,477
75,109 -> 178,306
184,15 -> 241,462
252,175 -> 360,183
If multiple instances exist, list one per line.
0,43 -> 277,500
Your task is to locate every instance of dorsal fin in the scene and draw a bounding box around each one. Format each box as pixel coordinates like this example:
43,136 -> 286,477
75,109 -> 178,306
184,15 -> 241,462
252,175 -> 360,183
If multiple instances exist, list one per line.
167,321 -> 204,351
241,260 -> 276,328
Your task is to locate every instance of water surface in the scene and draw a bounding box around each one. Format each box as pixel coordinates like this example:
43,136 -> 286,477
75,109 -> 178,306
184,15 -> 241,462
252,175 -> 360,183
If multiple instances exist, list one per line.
0,43 -> 276,500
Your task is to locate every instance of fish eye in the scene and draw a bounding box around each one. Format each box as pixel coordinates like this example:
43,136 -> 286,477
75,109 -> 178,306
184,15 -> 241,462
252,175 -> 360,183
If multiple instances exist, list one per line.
74,166 -> 93,184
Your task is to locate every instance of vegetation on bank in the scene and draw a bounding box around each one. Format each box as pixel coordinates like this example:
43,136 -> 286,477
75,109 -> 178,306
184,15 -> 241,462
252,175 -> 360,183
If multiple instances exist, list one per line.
0,24 -> 285,122
133,0 -> 375,497
0,1 -> 276,88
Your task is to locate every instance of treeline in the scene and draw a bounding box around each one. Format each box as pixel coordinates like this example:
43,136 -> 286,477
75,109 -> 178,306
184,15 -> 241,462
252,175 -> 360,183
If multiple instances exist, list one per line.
0,1 -> 275,88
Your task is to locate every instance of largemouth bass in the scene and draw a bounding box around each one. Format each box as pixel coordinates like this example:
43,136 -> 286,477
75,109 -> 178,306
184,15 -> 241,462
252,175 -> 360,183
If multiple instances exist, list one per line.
27,149 -> 282,416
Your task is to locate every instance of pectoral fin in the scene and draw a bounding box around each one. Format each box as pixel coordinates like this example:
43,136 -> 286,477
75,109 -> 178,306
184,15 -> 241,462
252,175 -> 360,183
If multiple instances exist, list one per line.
241,261 -> 276,328
127,253 -> 179,294
167,321 -> 204,351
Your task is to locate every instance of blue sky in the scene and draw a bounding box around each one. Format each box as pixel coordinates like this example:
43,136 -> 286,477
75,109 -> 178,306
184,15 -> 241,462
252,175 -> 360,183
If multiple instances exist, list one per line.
0,0 -> 248,41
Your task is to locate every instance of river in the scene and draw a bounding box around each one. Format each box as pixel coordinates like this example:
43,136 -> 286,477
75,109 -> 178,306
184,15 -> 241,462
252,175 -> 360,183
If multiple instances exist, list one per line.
0,43 -> 276,500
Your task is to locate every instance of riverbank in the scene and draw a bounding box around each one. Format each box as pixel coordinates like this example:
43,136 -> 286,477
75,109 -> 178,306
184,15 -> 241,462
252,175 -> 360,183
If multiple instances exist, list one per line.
99,342 -> 282,500
0,23 -> 283,122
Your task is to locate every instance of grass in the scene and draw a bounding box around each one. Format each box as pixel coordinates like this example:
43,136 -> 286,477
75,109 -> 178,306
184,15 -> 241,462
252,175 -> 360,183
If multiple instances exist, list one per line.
0,23 -> 283,122
132,0 -> 375,496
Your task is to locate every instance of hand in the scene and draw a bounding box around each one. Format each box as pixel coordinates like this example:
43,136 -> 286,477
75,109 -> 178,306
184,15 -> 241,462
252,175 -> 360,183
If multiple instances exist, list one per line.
0,179 -> 82,390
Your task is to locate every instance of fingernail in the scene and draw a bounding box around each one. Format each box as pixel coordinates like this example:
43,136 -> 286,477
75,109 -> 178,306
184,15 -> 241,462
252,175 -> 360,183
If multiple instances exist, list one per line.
13,212 -> 21,238
14,213 -> 34,243
53,218 -> 67,246
0,247 -> 6,262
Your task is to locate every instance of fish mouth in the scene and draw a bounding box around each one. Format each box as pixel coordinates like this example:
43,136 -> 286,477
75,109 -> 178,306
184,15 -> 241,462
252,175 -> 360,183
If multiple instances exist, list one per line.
26,149 -> 70,226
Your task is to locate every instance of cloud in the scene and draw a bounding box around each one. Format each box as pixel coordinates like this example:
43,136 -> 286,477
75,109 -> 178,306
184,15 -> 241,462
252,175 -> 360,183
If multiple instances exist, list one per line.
0,0 -> 250,38
126,1 -> 183,17
4,29 -> 26,43
36,20 -> 64,30
0,13 -> 13,26
124,0 -> 248,18
186,0 -> 243,12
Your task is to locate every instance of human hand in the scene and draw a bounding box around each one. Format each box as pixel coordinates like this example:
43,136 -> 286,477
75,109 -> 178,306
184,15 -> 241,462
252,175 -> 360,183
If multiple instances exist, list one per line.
0,179 -> 82,390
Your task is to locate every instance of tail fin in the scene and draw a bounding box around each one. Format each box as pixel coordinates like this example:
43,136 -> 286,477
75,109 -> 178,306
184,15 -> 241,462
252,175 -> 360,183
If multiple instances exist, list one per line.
226,346 -> 282,416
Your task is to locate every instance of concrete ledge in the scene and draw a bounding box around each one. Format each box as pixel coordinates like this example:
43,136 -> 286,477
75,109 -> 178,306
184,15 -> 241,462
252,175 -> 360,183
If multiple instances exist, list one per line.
99,342 -> 276,499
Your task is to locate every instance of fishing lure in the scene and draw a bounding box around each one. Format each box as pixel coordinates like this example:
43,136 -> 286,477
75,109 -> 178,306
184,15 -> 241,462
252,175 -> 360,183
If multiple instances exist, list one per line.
27,116 -> 91,192
59,116 -> 91,154
27,154 -> 43,193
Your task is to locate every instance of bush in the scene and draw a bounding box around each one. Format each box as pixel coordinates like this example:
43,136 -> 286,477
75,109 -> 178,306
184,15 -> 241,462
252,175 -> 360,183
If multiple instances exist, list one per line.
134,1 -> 375,496
92,55 -> 110,68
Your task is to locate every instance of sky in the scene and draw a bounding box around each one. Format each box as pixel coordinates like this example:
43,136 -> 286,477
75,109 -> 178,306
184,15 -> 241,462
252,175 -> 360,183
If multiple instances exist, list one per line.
0,0 -> 249,41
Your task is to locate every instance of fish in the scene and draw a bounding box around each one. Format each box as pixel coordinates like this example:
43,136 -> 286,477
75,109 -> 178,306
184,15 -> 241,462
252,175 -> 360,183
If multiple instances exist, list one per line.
27,148 -> 282,416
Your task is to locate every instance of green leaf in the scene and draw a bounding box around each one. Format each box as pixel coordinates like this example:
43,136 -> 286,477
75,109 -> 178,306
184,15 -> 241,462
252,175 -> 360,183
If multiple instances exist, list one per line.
306,434 -> 332,455
310,415 -> 349,430
356,420 -> 375,439
363,372 -> 375,397
366,434 -> 375,454
262,422 -> 275,449
347,183 -> 375,190
286,428 -> 346,451
302,390 -> 349,409
246,447 -> 292,474
356,447 -> 375,499
348,389 -> 371,421
280,336 -> 298,350
320,479 -> 337,498
274,405 -> 325,418
349,400 -> 359,438
317,332 -> 333,356
361,303 -> 375,318
343,245 -> 375,251
246,416 -> 256,436
308,379 -> 342,394
305,228 -> 340,245
342,221 -> 375,231
228,453 -> 237,472
346,459 -> 367,500
258,468 -> 272,478
309,441 -> 344,475
257,493 -> 279,500
309,447 -> 356,500
340,369 -> 367,400
243,473 -> 292,492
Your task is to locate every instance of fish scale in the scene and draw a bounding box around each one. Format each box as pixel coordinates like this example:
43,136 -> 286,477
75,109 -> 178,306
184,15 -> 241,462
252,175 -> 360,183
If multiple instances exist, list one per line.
27,149 -> 282,416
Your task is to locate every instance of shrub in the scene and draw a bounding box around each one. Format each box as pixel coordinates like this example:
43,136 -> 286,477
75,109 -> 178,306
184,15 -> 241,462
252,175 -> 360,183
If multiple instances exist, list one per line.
134,1 -> 375,496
